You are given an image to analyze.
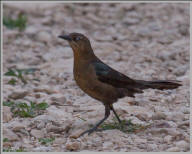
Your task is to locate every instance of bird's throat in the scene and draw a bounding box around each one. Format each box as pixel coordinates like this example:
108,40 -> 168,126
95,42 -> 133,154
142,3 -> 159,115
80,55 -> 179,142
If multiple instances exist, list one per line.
73,49 -> 96,70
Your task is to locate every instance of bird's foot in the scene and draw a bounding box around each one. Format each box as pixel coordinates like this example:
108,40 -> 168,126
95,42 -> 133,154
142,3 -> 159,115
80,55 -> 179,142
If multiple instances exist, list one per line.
79,127 -> 98,137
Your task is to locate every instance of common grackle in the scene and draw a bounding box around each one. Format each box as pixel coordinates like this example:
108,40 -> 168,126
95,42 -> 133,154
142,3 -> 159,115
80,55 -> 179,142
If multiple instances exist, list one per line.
58,32 -> 181,137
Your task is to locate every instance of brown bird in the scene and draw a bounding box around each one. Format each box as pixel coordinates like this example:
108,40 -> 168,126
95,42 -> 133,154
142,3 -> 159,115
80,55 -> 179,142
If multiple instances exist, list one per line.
58,32 -> 182,136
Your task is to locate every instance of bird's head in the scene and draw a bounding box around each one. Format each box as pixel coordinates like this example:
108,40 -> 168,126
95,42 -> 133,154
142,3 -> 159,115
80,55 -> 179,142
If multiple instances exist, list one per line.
58,33 -> 92,54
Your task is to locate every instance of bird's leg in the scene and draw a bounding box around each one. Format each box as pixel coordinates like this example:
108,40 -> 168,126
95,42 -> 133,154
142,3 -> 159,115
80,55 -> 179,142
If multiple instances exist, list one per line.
110,105 -> 131,127
110,105 -> 122,124
79,105 -> 110,137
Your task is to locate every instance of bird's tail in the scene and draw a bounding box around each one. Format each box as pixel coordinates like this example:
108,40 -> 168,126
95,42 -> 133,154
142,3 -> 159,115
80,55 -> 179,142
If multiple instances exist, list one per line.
135,80 -> 182,90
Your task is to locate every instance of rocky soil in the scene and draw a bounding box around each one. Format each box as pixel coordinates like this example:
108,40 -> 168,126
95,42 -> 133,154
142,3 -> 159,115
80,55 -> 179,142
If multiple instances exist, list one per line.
3,3 -> 190,152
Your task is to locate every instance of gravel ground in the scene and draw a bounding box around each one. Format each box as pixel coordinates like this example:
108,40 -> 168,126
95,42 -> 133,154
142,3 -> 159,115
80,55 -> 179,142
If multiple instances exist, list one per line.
3,3 -> 190,152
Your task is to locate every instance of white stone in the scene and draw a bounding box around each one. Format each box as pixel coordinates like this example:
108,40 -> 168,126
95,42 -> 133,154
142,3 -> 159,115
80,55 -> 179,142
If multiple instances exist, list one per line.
103,141 -> 113,149
33,146 -> 52,152
4,3 -> 60,13
8,90 -> 29,99
147,143 -> 158,151
175,140 -> 189,150
149,128 -> 180,136
26,26 -> 38,34
123,18 -> 140,25
36,31 -> 51,43
163,135 -> 172,144
69,129 -> 85,139
152,112 -> 167,120
166,112 -> 185,121
134,138 -> 147,143
50,94 -> 67,106
166,147 -> 180,152
8,121 -> 25,131
3,128 -> 19,141
30,129 -> 45,138
32,114 -> 56,123
33,86 -> 56,94
53,138 -> 66,145
65,140 -> 81,151
46,122 -> 72,133
46,106 -> 73,121
167,121 -> 177,128
3,106 -> 13,122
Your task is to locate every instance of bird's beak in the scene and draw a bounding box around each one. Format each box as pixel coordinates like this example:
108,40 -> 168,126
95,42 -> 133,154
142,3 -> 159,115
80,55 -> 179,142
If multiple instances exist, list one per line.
58,35 -> 72,41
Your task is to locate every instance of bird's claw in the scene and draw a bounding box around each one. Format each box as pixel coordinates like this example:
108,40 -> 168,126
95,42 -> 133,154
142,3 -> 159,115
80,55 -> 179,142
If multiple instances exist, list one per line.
79,127 -> 98,137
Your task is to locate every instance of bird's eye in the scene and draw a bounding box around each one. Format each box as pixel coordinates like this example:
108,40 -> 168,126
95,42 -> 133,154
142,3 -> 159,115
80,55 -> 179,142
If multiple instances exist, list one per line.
74,36 -> 81,41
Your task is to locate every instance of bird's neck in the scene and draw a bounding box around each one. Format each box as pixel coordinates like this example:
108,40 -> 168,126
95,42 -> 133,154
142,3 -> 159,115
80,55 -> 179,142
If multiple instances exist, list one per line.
73,49 -> 97,70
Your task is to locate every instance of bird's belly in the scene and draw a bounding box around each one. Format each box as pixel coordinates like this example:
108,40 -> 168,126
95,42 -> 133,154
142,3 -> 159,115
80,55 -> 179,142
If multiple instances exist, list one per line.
75,76 -> 118,103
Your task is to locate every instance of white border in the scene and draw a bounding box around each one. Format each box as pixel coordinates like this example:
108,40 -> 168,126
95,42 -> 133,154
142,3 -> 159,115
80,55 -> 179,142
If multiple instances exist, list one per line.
1,1 -> 191,154
1,0 -> 190,3
190,1 -> 192,153
1,1 -> 3,154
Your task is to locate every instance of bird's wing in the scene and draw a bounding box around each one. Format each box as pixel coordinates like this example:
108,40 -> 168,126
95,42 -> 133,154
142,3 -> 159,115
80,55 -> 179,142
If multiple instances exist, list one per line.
93,62 -> 136,88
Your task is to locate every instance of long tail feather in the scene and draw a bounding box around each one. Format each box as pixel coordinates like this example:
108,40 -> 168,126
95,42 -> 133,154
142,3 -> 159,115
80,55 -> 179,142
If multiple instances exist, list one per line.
135,80 -> 182,90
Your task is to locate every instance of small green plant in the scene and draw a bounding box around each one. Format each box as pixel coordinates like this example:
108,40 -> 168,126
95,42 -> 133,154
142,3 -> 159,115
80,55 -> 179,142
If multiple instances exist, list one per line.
39,137 -> 55,145
4,68 -> 38,85
99,118 -> 150,133
3,138 -> 9,142
3,147 -> 25,152
3,101 -> 48,118
7,78 -> 17,85
3,101 -> 14,107
3,13 -> 27,31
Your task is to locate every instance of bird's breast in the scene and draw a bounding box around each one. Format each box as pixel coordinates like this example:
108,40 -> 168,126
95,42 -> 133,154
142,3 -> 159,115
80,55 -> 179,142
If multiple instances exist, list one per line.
73,65 -> 118,103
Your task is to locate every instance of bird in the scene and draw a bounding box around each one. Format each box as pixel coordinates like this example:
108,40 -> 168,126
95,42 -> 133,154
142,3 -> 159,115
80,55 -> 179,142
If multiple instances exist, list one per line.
58,32 -> 182,137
